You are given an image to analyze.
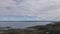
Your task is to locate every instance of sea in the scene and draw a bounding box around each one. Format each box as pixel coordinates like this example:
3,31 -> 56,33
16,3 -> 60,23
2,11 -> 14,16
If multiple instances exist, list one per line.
0,21 -> 52,28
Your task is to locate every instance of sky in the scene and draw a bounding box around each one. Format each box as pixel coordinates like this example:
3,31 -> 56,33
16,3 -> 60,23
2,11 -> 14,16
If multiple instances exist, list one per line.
0,0 -> 60,17
0,0 -> 60,28
0,0 -> 60,21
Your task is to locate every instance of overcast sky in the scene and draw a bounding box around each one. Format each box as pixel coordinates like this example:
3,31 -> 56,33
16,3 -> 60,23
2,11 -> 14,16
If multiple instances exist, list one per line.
0,0 -> 60,17
0,0 -> 60,28
0,0 -> 60,20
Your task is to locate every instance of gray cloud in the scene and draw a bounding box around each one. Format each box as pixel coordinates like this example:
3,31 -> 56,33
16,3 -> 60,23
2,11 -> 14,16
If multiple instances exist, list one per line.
0,0 -> 60,18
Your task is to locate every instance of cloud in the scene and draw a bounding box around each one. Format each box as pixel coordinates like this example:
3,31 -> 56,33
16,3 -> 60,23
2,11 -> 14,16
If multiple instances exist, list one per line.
0,0 -> 60,19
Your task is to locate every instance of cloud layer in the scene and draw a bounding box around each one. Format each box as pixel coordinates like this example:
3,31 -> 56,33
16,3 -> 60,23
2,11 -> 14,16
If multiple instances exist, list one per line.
0,0 -> 60,18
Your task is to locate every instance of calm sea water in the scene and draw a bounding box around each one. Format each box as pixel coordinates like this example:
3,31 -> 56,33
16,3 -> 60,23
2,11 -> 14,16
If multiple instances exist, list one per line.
0,21 -> 51,28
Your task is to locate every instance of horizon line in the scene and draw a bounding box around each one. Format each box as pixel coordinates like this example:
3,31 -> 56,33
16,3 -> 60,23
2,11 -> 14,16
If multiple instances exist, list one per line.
0,21 -> 59,22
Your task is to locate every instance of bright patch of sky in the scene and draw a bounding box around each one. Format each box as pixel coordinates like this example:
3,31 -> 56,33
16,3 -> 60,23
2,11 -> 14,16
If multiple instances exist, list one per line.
0,16 -> 60,21
0,16 -> 39,21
